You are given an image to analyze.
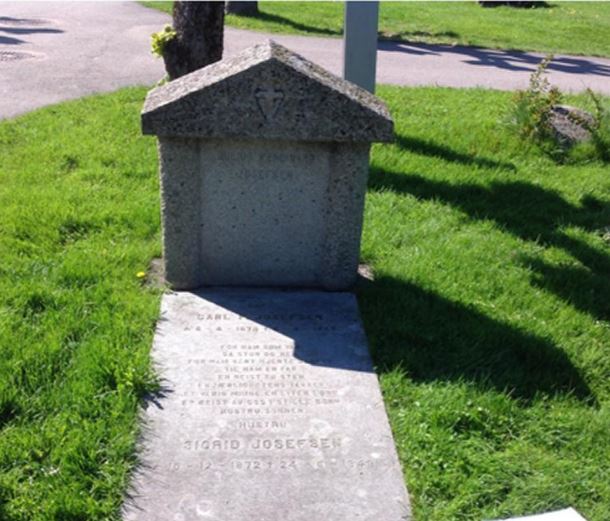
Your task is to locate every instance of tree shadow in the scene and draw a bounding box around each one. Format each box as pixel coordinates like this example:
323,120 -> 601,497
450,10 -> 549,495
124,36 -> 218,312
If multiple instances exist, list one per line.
394,134 -> 516,171
0,17 -> 51,26
0,393 -> 20,429
240,10 -> 340,37
522,256 -> 610,321
357,275 -> 595,404
378,40 -> 440,56
0,489 -> 8,521
0,35 -> 24,45
379,40 -> 610,77
145,288 -> 595,404
0,27 -> 63,36
183,289 -> 374,374
480,1 -> 553,8
369,167 -> 610,321
0,17 -> 63,46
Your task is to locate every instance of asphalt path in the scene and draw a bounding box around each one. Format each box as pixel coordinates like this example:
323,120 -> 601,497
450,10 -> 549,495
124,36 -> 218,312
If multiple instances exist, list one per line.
2,1 -> 610,119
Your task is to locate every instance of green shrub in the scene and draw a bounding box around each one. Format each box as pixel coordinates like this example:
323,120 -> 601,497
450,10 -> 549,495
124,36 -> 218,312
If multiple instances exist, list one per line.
509,56 -> 610,162
509,55 -> 563,153
151,25 -> 176,58
584,88 -> 610,162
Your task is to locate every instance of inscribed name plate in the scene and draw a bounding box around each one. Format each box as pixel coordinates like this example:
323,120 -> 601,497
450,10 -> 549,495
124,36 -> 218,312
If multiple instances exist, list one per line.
123,290 -> 411,521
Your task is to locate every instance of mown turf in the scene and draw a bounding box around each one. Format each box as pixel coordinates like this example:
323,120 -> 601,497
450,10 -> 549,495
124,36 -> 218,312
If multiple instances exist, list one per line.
363,87 -> 610,520
0,89 -> 162,520
144,1 -> 610,58
0,86 -> 609,520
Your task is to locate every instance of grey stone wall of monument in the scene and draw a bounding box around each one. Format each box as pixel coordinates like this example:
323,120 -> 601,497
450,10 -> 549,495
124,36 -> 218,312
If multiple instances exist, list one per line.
142,40 -> 393,290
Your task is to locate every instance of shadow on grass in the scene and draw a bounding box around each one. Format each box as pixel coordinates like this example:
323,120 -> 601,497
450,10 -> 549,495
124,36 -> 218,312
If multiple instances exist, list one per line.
523,256 -> 610,321
395,134 -> 516,171
357,275 -> 595,404
0,394 -> 20,429
381,29 -> 460,44
480,1 -> 553,8
369,168 -> 610,321
240,10 -> 340,37
0,489 -> 8,521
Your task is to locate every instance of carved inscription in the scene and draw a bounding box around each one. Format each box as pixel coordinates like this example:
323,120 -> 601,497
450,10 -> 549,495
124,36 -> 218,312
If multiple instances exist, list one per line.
161,303 -> 381,475
123,292 -> 411,521
175,308 -> 347,462
183,437 -> 341,451
180,341 -> 340,416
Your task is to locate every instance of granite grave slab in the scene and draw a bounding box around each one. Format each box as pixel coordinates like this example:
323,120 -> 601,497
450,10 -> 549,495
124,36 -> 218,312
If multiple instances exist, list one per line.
122,290 -> 411,521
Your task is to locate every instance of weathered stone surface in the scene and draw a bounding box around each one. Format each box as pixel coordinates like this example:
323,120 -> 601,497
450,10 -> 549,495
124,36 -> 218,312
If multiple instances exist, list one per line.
144,40 -> 393,289
550,104 -> 595,145
122,290 -> 411,521
142,40 -> 393,142
158,138 -> 370,290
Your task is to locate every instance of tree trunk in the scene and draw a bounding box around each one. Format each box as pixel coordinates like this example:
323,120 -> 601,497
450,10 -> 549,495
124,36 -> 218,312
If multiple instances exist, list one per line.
225,2 -> 259,16
162,1 -> 225,81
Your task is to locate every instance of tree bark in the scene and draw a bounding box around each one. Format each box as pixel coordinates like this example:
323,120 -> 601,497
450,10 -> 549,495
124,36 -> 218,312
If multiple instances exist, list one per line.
225,1 -> 259,16
162,1 -> 225,81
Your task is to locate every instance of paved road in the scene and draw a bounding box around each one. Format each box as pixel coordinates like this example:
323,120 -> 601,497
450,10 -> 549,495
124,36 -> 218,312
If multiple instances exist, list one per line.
2,2 -> 610,119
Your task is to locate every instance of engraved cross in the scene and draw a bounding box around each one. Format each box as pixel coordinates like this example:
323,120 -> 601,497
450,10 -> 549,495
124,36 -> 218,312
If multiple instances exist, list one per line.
255,86 -> 285,121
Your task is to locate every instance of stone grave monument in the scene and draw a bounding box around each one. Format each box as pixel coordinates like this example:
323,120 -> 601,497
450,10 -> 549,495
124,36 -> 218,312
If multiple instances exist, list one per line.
123,41 -> 411,521
141,40 -> 392,291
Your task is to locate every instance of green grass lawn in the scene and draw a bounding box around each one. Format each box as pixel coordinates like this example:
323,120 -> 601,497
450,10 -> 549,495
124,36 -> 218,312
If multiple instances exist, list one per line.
144,1 -> 610,58
1,86 -> 609,520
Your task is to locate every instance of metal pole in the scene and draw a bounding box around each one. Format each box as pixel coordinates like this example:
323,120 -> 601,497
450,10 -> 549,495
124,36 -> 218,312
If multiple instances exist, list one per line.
343,1 -> 379,93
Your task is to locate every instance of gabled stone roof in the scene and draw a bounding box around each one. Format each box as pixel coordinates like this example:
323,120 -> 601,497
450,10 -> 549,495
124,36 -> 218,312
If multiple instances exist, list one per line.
142,40 -> 393,142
